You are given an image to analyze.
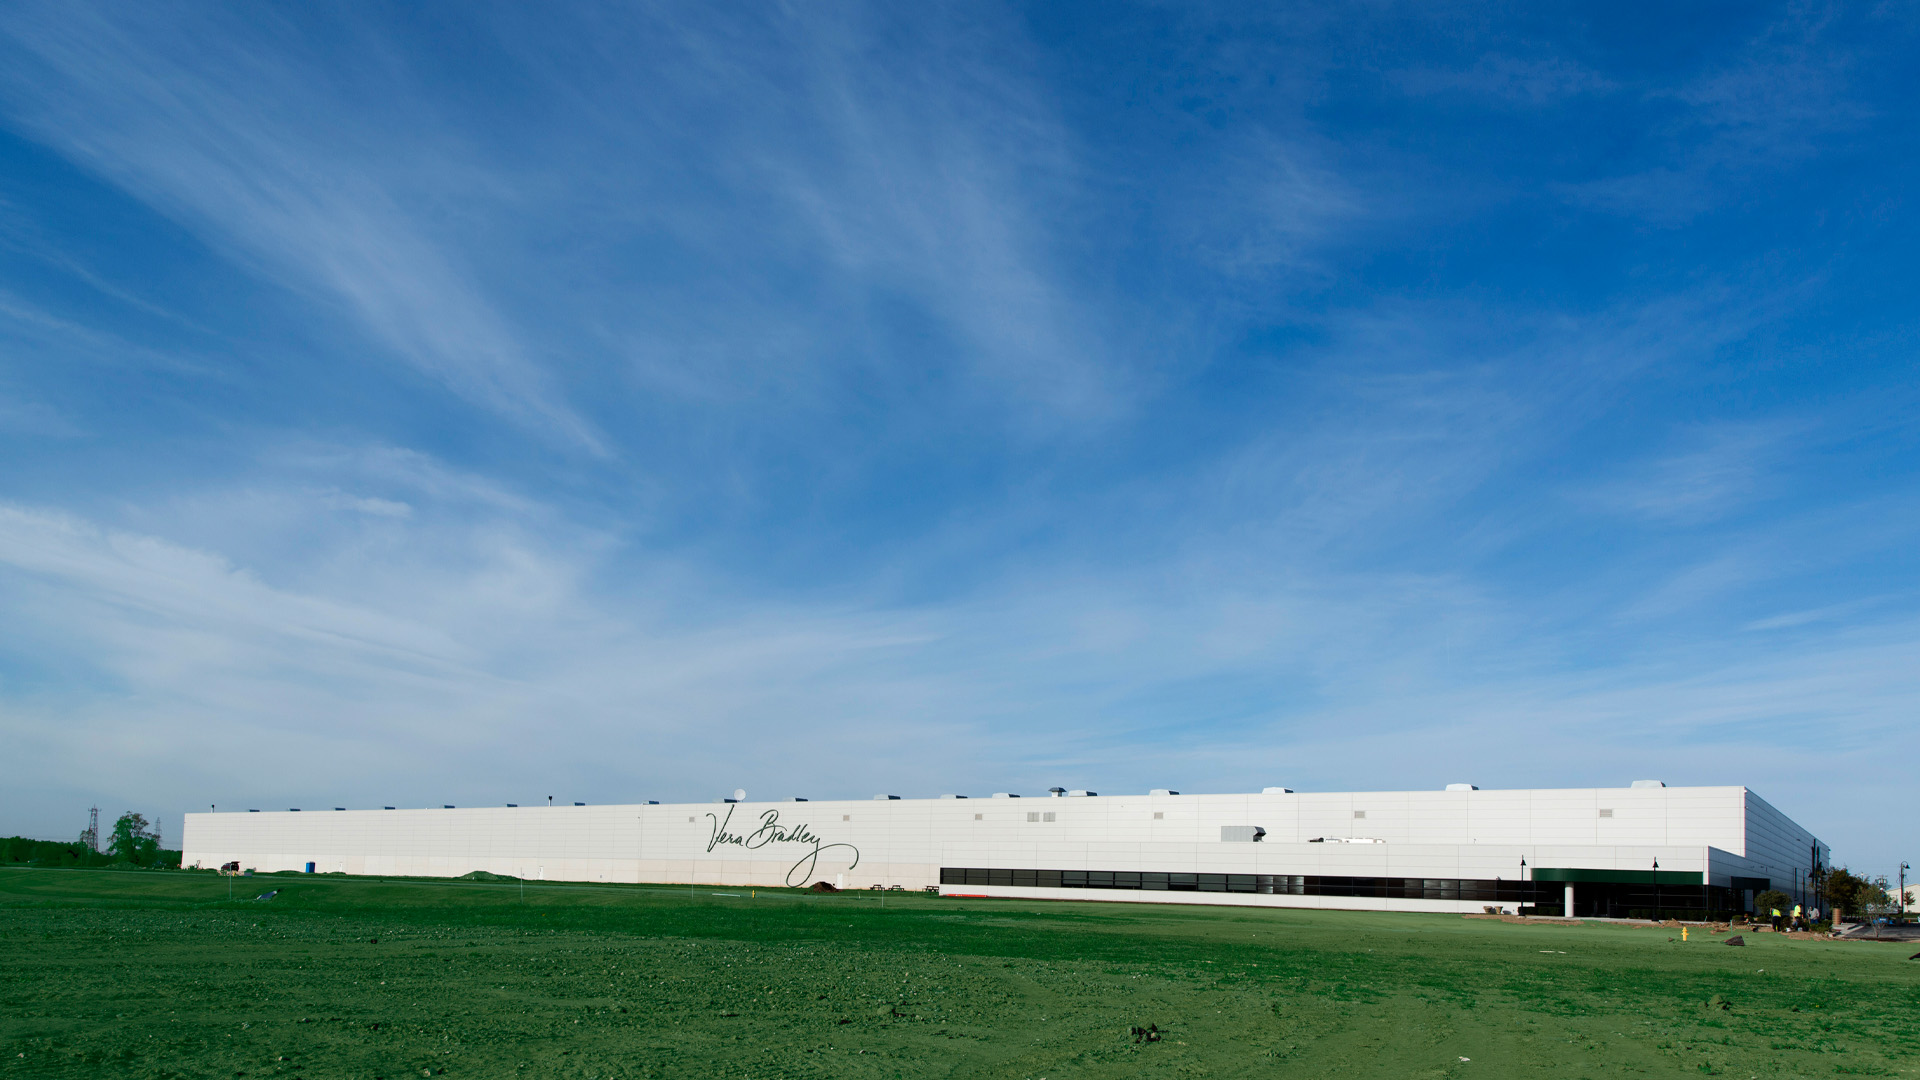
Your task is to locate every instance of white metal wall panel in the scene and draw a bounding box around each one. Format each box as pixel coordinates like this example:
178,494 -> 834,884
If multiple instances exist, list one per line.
182,784 -> 1810,912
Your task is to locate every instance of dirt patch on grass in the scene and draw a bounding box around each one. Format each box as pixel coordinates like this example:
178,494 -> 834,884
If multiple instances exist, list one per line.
1462,913 -> 1583,925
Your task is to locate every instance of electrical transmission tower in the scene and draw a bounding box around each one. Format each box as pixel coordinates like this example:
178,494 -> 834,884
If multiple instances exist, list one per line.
80,806 -> 100,852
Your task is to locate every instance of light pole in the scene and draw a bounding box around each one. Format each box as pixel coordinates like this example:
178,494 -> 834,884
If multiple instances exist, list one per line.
1902,862 -> 1911,917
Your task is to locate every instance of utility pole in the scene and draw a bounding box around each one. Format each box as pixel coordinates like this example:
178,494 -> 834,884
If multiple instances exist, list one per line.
1902,862 -> 1910,917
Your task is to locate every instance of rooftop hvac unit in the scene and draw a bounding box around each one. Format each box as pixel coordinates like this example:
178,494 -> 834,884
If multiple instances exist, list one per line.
1067,790 -> 1097,797
873,794 -> 900,800
1262,787 -> 1294,794
1149,789 -> 1179,795
1445,784 -> 1478,791
1220,826 -> 1266,843
991,792 -> 1020,798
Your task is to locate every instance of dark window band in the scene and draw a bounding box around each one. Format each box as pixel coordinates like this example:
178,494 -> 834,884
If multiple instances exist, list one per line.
937,867 -> 1746,918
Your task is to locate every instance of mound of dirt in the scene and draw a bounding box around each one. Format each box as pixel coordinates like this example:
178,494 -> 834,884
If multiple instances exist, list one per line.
807,881 -> 839,892
458,871 -> 520,882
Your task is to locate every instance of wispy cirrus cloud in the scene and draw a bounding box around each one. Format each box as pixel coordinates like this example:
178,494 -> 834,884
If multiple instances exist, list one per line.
0,8 -> 606,452
2,476 -> 1914,861
1580,422 -> 1795,525
0,394 -> 79,438
1396,54 -> 1615,106
1558,6 -> 1879,223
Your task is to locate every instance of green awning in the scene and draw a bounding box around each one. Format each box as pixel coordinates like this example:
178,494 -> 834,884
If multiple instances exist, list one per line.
1530,867 -> 1703,886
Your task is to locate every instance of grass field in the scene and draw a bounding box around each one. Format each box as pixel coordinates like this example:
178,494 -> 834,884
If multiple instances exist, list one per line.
2,868 -> 1916,1079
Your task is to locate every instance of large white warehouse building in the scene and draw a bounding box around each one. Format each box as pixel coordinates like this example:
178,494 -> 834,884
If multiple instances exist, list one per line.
183,781 -> 1826,919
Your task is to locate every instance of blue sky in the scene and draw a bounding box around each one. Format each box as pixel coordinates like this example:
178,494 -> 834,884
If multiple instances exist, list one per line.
0,3 -> 1914,872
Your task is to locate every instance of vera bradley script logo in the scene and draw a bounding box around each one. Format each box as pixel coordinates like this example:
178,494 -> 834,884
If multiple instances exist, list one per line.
705,804 -> 860,887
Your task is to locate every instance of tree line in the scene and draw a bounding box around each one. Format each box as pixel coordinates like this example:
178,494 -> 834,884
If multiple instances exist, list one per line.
1819,865 -> 1893,916
1749,867 -> 1901,921
1,812 -> 182,869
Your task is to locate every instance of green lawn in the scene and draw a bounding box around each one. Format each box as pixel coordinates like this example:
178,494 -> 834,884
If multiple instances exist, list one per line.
1,867 -> 1915,1079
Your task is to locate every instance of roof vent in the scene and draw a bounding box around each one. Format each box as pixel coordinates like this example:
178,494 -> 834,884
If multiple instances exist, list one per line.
1149,788 -> 1179,796
1067,789 -> 1097,797
1262,786 -> 1294,794
873,794 -> 900,800
1049,787 -> 1067,797
1630,780 -> 1666,789
1445,784 -> 1478,791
